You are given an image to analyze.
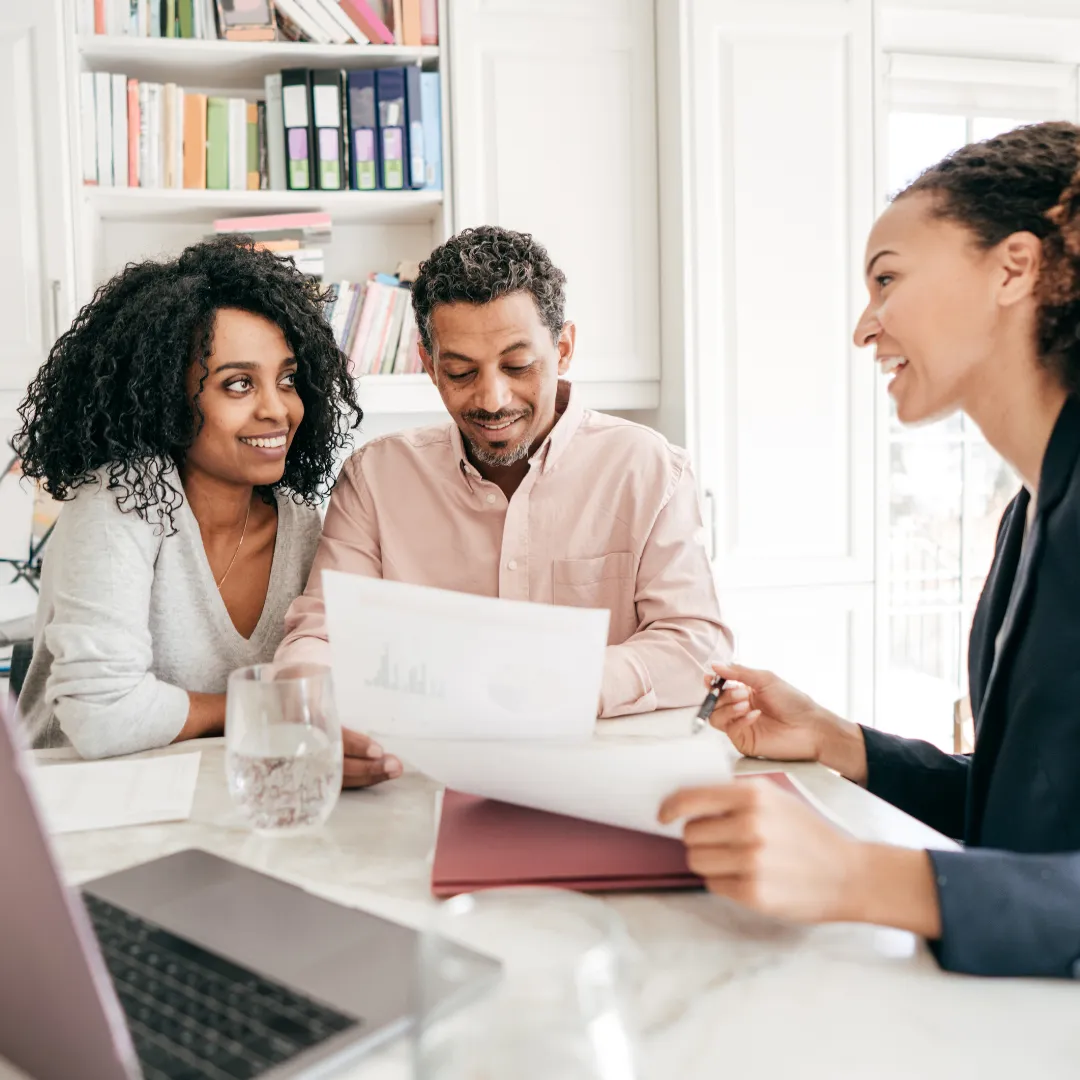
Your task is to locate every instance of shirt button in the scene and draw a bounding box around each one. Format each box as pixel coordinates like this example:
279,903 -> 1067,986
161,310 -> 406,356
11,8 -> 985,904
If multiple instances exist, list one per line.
507,559 -> 518,571
486,493 -> 497,504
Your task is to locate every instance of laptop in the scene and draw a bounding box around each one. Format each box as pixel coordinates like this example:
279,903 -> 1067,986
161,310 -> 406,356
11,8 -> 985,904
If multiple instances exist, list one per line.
0,699 -> 499,1080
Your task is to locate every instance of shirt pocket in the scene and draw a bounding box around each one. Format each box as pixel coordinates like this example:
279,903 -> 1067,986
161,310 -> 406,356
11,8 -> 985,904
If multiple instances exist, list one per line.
553,552 -> 638,645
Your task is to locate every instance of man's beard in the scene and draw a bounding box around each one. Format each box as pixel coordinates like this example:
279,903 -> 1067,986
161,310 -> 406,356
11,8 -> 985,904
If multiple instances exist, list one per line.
462,408 -> 533,467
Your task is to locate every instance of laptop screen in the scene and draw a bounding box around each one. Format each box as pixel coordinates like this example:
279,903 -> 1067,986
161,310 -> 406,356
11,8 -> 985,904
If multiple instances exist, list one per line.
0,697 -> 140,1080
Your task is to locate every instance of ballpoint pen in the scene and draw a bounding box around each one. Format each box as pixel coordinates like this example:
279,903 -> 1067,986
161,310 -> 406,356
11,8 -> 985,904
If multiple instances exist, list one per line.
692,674 -> 727,733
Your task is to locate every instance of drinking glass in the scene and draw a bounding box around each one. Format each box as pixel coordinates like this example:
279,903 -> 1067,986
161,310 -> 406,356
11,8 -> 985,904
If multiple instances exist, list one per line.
224,662 -> 343,835
414,887 -> 641,1080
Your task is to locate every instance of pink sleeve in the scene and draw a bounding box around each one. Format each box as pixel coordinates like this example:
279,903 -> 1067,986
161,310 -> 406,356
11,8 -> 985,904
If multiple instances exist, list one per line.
598,457 -> 733,718
276,452 -> 382,667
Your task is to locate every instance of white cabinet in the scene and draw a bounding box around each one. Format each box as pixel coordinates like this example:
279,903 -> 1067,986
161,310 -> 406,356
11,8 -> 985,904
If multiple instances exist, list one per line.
686,0 -> 877,722
0,0 -> 74,403
447,0 -> 660,398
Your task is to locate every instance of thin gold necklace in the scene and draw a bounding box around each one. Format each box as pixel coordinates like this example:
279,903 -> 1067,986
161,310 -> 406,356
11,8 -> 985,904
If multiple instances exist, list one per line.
214,499 -> 251,591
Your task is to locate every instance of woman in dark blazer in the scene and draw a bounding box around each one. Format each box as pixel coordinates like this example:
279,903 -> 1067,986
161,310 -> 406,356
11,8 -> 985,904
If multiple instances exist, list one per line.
660,121 -> 1080,978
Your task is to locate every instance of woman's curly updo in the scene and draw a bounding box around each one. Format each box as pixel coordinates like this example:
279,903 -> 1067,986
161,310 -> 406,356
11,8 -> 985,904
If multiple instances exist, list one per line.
13,236 -> 361,528
900,120 -> 1080,395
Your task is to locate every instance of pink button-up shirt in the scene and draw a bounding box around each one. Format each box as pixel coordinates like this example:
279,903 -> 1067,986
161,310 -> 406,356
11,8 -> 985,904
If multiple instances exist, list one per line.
278,383 -> 732,717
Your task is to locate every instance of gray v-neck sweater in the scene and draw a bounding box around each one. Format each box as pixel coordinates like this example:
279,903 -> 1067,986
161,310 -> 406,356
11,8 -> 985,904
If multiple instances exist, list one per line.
18,469 -> 322,758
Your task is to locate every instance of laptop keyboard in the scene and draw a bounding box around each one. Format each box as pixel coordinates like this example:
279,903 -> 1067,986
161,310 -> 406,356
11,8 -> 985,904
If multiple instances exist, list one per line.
82,892 -> 360,1080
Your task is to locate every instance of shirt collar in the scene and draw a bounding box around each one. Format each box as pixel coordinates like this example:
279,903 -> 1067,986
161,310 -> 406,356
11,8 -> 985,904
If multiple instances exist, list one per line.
449,379 -> 585,485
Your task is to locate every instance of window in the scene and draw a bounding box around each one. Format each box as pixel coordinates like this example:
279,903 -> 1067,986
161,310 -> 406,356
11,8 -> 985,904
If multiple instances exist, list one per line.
878,55 -> 1078,749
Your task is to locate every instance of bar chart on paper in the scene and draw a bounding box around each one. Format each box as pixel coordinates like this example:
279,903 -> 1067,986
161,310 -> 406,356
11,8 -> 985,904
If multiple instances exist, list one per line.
323,572 -> 610,740
365,644 -> 446,698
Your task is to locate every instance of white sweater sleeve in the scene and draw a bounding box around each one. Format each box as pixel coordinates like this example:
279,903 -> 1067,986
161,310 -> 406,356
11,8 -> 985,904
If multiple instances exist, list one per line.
42,489 -> 190,758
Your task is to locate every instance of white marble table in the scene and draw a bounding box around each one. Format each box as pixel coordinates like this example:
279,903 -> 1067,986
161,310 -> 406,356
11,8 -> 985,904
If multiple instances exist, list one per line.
7,714 -> 1080,1080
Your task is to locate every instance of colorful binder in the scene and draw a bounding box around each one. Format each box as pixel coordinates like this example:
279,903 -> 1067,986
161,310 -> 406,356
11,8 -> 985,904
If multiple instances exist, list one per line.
375,67 -> 406,191
311,69 -> 344,191
281,69 -> 315,191
404,64 -> 424,190
345,69 -> 378,191
420,71 -> 441,190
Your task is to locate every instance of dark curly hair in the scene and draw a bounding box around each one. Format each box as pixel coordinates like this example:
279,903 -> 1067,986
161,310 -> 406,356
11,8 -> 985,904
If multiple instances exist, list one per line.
411,226 -> 567,353
12,236 -> 361,529
900,120 -> 1080,395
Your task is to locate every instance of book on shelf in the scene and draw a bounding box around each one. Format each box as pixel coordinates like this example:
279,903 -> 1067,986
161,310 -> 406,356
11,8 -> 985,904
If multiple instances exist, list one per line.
80,0 -> 437,44
212,210 -> 331,279
81,66 -> 442,195
325,268 -> 421,376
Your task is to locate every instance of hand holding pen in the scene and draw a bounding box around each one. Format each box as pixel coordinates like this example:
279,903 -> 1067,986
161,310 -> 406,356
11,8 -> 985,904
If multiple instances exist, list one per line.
699,663 -> 833,762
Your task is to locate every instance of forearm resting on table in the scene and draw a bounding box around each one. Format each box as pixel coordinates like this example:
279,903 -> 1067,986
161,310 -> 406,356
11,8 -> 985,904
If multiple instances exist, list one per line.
173,692 -> 226,742
844,843 -> 943,940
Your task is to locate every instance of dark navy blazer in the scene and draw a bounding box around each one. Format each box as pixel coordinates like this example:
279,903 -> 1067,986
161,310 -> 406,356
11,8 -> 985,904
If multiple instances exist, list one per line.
862,395 -> 1080,978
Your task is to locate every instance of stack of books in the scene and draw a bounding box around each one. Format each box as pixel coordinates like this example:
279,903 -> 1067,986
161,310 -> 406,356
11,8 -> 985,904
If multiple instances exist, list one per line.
213,211 -> 330,279
77,0 -> 438,46
79,66 -> 442,194
326,271 -> 421,375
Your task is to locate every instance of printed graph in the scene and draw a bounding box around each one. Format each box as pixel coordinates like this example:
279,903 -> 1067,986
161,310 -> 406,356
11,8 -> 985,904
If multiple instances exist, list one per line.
365,643 -> 447,698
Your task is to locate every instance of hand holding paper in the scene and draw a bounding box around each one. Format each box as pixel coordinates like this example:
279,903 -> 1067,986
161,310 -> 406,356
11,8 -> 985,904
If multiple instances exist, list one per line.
384,729 -> 738,838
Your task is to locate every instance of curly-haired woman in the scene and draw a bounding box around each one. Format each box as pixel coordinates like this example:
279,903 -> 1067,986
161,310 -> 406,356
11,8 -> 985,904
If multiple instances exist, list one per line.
663,121 -> 1080,978
13,237 -> 363,760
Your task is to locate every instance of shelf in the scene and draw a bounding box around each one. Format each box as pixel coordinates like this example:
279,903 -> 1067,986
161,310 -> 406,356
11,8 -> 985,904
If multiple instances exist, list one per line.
357,375 -> 660,414
83,186 -> 443,225
77,36 -> 439,89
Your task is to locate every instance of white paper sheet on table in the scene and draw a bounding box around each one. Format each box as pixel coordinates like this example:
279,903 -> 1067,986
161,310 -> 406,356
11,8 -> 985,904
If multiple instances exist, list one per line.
323,571 -> 609,741
30,752 -> 202,834
382,730 -> 737,838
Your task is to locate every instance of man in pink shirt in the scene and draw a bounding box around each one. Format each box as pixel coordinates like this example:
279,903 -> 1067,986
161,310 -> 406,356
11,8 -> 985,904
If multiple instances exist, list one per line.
278,226 -> 731,785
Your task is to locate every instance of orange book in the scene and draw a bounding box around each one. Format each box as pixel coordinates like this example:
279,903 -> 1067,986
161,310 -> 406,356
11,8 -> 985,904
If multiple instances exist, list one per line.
94,0 -> 105,33
401,0 -> 421,46
126,79 -> 139,187
183,93 -> 208,189
246,102 -> 259,191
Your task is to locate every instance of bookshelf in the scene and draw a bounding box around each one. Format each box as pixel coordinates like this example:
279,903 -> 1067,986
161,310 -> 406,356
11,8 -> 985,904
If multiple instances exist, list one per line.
27,0 -> 665,427
65,1 -> 455,421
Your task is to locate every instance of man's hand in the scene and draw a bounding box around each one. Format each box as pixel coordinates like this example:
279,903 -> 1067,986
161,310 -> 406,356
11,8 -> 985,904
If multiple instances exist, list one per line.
342,729 -> 402,789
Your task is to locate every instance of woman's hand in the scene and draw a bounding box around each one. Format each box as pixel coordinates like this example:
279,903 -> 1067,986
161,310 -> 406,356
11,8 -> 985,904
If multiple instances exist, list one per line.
707,663 -> 868,783
342,729 -> 402,789
659,778 -> 861,922
659,780 -> 942,937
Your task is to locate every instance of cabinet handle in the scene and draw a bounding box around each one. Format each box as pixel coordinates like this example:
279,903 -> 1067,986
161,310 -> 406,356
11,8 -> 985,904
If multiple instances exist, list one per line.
49,279 -> 61,343
704,488 -> 717,562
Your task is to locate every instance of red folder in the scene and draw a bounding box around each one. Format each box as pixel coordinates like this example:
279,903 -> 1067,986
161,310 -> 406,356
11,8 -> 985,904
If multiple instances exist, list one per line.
432,790 -> 701,897
431,773 -> 829,898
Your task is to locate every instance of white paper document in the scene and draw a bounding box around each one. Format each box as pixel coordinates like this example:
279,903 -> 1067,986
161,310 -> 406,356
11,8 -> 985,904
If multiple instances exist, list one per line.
323,571 -> 610,741
30,752 -> 202,835
384,731 -> 737,837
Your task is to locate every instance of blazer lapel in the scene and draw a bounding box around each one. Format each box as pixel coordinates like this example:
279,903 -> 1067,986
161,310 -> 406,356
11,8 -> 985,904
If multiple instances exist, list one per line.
967,396 -> 1080,843
967,492 -> 1026,721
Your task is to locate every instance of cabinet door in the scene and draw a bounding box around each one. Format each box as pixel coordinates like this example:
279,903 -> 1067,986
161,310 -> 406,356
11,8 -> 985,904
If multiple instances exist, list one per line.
447,0 -> 660,388
0,0 -> 75,402
688,0 -> 877,722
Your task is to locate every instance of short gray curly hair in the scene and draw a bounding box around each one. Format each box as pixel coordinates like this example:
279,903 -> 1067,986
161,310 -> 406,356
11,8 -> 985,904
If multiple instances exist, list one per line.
411,226 -> 567,354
